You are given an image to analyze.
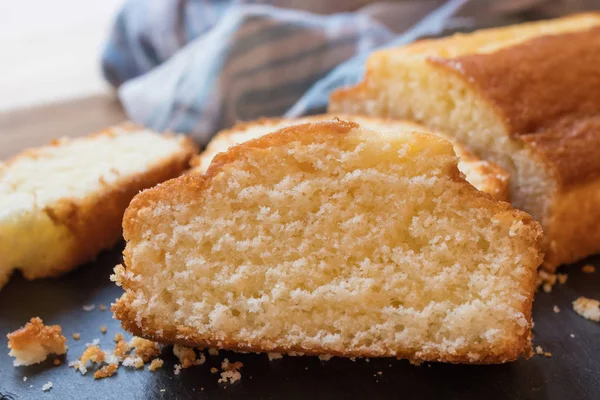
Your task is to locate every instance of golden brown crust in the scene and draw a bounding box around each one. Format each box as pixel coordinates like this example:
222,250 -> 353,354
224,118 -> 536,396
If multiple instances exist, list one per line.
7,317 -> 67,357
115,120 -> 542,364
6,124 -> 198,280
430,26 -> 600,188
113,313 -> 529,364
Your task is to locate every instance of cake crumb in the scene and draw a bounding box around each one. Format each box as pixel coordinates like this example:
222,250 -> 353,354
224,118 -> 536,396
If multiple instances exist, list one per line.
582,265 -> 596,273
173,345 -> 197,368
208,348 -> 219,356
7,317 -> 68,366
82,304 -> 95,312
538,270 -> 557,292
41,381 -> 53,392
99,304 -> 107,311
218,359 -> 243,384
544,352 -> 552,357
23,376 -> 27,381
570,333 -> 575,338
553,305 -> 560,313
73,333 -> 80,340
149,358 -> 164,371
100,326 -> 107,334
114,338 -> 132,358
53,358 -> 61,366
94,363 -> 118,379
535,346 -> 544,355
268,352 -> 283,361
573,297 -> 600,322
75,345 -> 105,374
114,333 -> 124,342
122,356 -> 144,369
210,367 -> 218,373
557,273 -> 568,284
130,337 -> 160,362
174,364 -> 182,375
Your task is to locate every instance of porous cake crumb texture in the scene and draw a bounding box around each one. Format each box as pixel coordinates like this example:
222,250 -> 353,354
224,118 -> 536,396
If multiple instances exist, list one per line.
114,122 -> 542,364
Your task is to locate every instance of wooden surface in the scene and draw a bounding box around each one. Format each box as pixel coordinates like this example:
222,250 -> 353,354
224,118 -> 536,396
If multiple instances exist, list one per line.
0,94 -> 126,160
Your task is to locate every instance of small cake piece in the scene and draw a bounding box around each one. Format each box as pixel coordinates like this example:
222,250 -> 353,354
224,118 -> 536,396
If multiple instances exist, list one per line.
218,359 -> 243,384
572,297 -> 600,322
191,115 -> 509,201
7,317 -> 67,366
94,363 -> 119,379
113,121 -> 542,364
0,123 -> 198,288
130,337 -> 160,362
173,344 -> 197,368
330,13 -> 600,271
582,265 -> 596,274
148,358 -> 164,371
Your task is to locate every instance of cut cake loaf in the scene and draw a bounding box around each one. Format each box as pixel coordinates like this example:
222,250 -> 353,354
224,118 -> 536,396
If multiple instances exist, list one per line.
113,120 -> 542,364
0,123 -> 197,288
329,13 -> 600,271
192,115 -> 509,200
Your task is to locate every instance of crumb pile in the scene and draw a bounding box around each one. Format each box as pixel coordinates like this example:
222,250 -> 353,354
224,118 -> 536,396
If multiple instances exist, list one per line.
537,270 -> 568,293
218,359 -> 244,384
7,318 -> 67,366
68,335 -> 162,379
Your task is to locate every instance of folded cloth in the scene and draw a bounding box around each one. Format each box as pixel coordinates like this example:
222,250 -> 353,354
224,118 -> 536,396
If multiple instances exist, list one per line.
101,0 -> 598,144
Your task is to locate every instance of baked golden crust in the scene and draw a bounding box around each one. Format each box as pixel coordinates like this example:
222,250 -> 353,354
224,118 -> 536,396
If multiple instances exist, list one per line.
431,26 -> 600,188
114,120 -> 542,364
192,114 -> 510,200
0,124 -> 198,281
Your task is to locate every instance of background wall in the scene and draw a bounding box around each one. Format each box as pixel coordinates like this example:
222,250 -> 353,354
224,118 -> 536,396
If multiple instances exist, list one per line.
0,0 -> 123,111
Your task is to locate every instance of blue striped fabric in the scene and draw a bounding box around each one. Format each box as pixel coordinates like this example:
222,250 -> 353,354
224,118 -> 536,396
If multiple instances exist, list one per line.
101,0 -> 467,144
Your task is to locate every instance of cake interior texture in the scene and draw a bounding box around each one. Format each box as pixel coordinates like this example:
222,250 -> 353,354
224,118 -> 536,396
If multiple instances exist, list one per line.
329,13 -> 600,270
114,121 -> 542,363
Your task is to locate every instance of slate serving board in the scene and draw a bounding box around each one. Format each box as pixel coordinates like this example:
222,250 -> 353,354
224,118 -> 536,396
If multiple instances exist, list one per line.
0,244 -> 598,400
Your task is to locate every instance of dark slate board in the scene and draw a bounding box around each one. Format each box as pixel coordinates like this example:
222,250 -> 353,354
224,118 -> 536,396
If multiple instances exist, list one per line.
0,244 -> 599,400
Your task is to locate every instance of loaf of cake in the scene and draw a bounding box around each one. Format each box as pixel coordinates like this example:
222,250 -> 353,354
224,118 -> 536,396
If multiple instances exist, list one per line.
0,123 -> 197,288
113,120 -> 542,364
192,115 -> 509,200
329,13 -> 600,271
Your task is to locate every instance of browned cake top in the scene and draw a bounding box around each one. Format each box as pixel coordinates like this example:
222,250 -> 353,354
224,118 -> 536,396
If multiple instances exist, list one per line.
430,26 -> 600,187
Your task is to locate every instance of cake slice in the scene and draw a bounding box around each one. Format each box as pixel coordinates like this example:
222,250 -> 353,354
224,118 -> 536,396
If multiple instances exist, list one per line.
191,115 -> 509,200
329,13 -> 600,271
0,123 -> 197,288
113,120 -> 542,364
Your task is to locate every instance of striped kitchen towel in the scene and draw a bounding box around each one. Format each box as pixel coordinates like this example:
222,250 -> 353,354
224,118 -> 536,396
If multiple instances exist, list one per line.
101,0 -> 596,144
